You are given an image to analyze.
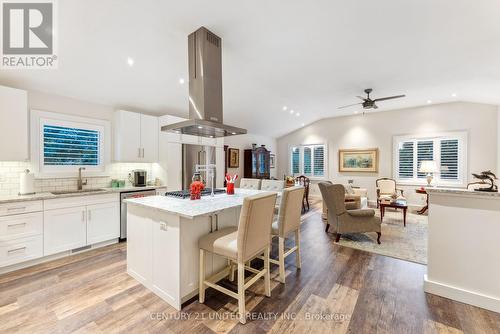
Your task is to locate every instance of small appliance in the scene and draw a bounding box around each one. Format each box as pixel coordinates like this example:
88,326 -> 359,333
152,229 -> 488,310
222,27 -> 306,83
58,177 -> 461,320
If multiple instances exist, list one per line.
131,169 -> 147,187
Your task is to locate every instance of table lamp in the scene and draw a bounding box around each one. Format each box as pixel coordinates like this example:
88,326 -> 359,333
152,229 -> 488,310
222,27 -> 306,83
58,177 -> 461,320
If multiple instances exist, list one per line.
419,160 -> 438,186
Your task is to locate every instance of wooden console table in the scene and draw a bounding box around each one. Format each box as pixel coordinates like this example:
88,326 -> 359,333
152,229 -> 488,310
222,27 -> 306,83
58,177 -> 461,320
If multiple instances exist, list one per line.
416,188 -> 428,214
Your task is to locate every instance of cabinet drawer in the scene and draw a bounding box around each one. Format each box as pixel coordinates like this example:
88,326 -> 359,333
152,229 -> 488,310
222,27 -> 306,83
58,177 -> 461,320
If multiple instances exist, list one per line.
44,193 -> 119,210
0,236 -> 43,267
0,201 -> 43,217
0,212 -> 43,240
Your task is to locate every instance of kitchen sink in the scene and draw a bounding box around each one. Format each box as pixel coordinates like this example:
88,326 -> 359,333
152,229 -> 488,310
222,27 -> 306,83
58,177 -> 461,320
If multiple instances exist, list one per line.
50,189 -> 106,195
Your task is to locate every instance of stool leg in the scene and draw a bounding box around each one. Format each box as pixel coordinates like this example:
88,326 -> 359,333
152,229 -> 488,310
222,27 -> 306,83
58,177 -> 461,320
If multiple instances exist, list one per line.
278,236 -> 286,283
264,247 -> 271,297
199,249 -> 206,303
228,259 -> 235,282
295,229 -> 301,269
237,262 -> 246,324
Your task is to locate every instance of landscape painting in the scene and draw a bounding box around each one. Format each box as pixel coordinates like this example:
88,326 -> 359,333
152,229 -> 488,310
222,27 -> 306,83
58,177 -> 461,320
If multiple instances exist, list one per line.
339,148 -> 379,172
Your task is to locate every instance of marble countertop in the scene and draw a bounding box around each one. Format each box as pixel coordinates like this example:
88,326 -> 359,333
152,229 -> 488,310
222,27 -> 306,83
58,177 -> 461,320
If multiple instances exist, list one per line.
426,187 -> 500,198
0,185 -> 167,204
125,188 -> 280,219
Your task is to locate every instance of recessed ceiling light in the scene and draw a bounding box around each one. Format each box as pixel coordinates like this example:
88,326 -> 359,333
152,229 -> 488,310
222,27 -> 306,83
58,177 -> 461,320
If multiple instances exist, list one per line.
231,132 -> 236,135
290,109 -> 294,115
451,93 -> 457,97
282,106 -> 288,111
296,112 -> 300,117
198,126 -> 203,129
301,123 -> 305,127
179,78 -> 185,85
427,100 -> 432,104
127,57 -> 134,67
354,110 -> 359,114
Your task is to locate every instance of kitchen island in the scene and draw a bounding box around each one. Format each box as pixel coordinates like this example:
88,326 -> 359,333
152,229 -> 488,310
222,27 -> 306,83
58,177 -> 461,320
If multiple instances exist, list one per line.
424,188 -> 500,313
125,188 -> 275,310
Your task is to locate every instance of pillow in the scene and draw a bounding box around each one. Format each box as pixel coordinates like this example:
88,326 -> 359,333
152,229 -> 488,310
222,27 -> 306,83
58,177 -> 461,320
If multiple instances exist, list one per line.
345,184 -> 355,195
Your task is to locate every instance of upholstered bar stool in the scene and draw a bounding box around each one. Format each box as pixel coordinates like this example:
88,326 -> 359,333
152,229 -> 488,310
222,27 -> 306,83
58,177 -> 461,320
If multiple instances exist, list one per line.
270,186 -> 304,283
198,192 -> 277,324
239,178 -> 261,189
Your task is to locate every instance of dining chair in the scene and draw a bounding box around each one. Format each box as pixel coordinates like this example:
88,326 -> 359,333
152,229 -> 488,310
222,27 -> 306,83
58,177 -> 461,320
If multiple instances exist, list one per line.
239,178 -> 262,190
295,175 -> 310,212
198,192 -> 277,324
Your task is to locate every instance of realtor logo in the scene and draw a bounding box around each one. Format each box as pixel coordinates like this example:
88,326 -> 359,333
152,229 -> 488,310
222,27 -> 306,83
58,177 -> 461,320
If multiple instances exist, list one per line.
1,0 -> 57,68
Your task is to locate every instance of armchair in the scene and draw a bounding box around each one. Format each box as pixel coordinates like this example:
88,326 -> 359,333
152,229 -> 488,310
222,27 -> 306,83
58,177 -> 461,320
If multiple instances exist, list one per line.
319,182 -> 381,244
376,178 -> 404,208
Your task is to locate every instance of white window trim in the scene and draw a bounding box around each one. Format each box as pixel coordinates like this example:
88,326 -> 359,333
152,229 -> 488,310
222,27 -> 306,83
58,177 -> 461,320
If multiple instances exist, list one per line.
288,143 -> 328,180
392,131 -> 468,187
30,110 -> 111,178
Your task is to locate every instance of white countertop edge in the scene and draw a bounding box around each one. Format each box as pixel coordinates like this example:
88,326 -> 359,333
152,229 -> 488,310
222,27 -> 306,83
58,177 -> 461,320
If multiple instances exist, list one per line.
0,185 -> 167,204
426,187 -> 500,199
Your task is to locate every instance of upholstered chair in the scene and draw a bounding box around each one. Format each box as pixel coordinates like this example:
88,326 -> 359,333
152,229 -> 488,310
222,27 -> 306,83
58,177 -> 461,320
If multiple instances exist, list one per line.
318,182 -> 381,244
260,179 -> 285,191
270,186 -> 304,283
376,178 -> 404,208
198,192 -> 277,324
321,181 -> 366,228
239,178 -> 262,190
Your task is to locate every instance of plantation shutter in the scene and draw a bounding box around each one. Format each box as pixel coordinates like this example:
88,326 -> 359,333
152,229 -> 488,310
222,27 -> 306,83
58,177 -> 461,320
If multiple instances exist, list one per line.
398,141 -> 414,179
417,140 -> 434,178
43,125 -> 100,166
313,145 -> 325,177
303,147 -> 312,175
440,139 -> 459,180
291,147 -> 300,174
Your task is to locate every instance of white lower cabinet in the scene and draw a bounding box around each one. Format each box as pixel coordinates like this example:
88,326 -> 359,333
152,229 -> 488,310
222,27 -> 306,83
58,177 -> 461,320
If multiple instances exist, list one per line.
87,202 -> 120,244
0,236 -> 43,267
44,206 -> 87,256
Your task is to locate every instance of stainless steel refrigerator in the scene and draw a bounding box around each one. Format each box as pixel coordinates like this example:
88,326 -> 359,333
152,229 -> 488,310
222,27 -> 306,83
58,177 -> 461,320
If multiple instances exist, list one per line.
182,144 -> 216,190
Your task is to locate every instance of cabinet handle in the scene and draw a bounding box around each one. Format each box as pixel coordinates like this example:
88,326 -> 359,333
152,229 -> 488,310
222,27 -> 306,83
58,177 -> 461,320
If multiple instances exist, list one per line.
8,246 -> 26,254
82,210 -> 86,222
138,148 -> 141,158
142,148 -> 145,158
7,206 -> 26,211
88,210 -> 91,221
7,222 -> 27,228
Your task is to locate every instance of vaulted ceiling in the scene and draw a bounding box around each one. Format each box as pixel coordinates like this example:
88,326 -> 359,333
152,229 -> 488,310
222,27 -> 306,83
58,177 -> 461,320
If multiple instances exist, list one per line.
1,0 -> 500,137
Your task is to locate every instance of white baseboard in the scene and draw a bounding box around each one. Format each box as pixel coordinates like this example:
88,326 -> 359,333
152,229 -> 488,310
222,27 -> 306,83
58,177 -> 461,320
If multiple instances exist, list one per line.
424,275 -> 500,313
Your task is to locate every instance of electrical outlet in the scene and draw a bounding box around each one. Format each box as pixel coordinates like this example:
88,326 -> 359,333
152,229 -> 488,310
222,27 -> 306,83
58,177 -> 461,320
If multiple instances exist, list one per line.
160,222 -> 168,231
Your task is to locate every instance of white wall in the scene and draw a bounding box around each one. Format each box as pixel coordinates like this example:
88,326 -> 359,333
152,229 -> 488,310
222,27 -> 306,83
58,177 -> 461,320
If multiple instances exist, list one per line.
277,102 -> 498,206
224,134 -> 278,186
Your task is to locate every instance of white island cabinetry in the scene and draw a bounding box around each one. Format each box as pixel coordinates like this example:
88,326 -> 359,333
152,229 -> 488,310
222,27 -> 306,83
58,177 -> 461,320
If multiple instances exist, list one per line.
126,189 -> 270,310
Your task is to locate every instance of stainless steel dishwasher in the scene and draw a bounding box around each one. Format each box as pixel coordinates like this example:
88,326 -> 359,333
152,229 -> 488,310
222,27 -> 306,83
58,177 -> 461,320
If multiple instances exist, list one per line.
120,189 -> 157,240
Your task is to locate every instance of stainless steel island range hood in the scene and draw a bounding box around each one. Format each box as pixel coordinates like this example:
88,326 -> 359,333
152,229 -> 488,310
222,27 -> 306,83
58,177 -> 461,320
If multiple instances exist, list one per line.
161,27 -> 247,138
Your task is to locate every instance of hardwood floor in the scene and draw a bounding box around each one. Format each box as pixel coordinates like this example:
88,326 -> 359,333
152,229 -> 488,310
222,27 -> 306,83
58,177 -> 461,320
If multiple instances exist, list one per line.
1,207 -> 499,333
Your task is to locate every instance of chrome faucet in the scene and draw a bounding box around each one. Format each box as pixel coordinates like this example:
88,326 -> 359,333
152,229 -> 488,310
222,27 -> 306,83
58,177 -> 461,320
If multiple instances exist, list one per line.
77,167 -> 88,190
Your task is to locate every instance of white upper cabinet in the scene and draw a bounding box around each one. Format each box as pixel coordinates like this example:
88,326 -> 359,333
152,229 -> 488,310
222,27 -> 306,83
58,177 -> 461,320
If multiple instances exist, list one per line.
114,110 -> 158,162
0,86 -> 28,161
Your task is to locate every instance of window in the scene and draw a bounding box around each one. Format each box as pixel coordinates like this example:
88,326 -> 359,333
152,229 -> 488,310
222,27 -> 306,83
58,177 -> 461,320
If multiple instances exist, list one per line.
393,132 -> 467,186
43,125 -> 100,166
290,144 -> 326,178
31,110 -> 110,176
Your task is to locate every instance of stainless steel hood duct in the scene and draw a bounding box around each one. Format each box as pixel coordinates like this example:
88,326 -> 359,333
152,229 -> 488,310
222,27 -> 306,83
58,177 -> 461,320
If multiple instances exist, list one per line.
161,27 -> 247,138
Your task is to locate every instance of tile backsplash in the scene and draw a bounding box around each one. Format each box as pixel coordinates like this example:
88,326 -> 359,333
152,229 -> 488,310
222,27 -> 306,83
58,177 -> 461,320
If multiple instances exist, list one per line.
0,161 -> 162,196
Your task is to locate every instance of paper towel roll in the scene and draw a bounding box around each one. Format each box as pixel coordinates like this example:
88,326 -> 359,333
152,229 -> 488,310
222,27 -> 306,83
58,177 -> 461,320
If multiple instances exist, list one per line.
19,169 -> 35,195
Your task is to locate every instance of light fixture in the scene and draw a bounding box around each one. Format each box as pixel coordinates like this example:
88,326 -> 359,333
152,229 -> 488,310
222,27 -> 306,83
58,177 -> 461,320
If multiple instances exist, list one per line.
419,160 -> 438,186
301,123 -> 305,127
451,93 -> 457,97
354,110 -> 359,114
127,57 -> 134,67
197,126 -> 203,129
427,100 -> 432,104
282,106 -> 288,111
290,109 -> 294,115
296,112 -> 300,117
179,78 -> 185,85
231,132 -> 236,135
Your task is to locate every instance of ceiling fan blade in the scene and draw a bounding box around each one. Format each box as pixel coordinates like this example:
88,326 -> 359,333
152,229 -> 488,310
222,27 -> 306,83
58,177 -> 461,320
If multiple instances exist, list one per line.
373,94 -> 406,102
356,96 -> 366,101
373,104 -> 379,109
337,102 -> 363,109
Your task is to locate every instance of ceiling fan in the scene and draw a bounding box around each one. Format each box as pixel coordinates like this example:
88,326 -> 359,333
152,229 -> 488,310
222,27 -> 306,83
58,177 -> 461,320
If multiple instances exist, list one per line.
338,88 -> 406,111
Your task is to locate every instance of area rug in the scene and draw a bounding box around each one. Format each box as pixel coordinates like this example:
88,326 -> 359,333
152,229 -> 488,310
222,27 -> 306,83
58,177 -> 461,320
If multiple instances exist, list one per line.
334,209 -> 428,264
